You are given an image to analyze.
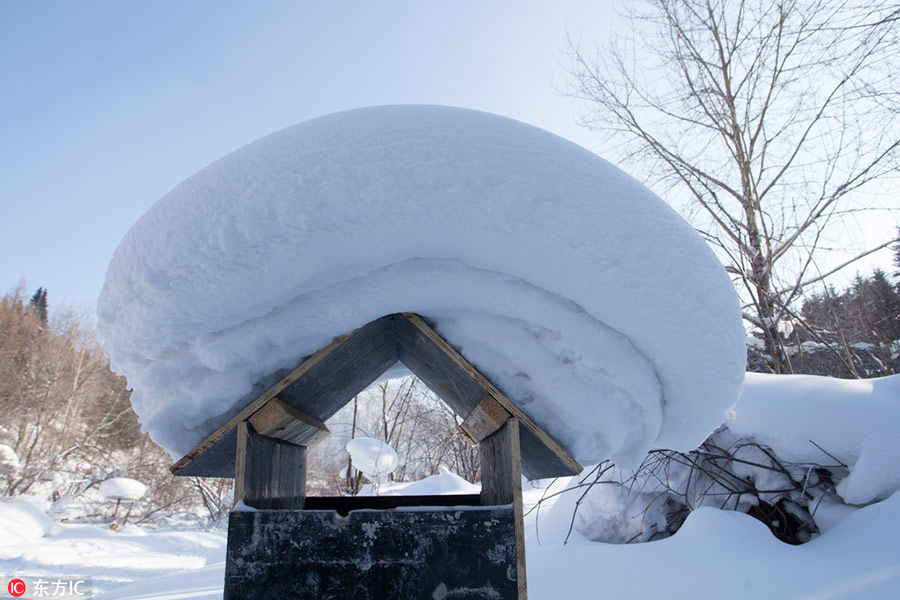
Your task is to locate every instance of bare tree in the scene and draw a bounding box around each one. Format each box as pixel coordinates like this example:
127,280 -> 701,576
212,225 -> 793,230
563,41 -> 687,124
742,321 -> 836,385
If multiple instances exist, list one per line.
568,0 -> 900,372
0,286 -> 216,526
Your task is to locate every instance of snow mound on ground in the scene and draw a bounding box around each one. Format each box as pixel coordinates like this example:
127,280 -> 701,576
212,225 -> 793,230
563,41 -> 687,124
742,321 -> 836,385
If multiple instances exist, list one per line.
728,372 -> 900,504
379,467 -> 481,497
0,498 -> 53,545
100,478 -> 148,501
97,105 -> 745,468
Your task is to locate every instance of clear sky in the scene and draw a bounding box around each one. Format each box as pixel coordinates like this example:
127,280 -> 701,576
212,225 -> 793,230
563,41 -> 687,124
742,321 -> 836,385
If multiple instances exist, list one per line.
0,0 -> 621,312
1,1 -> 896,315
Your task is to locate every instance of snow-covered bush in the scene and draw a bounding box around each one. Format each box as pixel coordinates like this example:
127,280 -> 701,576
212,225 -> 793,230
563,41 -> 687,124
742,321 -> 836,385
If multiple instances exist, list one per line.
562,372 -> 900,546
0,444 -> 20,476
0,497 -> 53,545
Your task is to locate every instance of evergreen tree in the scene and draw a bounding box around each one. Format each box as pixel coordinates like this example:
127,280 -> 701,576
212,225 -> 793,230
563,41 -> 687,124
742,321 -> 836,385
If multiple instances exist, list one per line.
29,287 -> 48,325
797,269 -> 900,376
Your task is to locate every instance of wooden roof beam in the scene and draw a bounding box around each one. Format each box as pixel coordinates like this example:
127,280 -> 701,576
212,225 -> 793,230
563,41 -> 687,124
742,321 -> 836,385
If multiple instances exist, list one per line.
249,398 -> 330,447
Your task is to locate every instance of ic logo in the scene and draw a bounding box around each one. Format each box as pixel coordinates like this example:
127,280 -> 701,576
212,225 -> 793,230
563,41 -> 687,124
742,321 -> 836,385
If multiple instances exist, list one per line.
8,578 -> 26,597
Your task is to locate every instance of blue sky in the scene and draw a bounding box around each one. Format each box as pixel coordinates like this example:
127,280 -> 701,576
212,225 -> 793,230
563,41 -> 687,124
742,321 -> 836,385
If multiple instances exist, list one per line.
0,1 -> 617,311
1,1 -> 896,316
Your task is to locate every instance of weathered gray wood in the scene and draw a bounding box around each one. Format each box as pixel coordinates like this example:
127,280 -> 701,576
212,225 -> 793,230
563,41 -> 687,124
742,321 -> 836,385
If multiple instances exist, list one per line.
248,397 -> 330,446
394,313 -> 582,479
225,508 -> 519,600
174,312 -> 582,480
234,421 -> 306,510
171,315 -> 398,476
174,427 -> 237,478
460,395 -> 512,443
275,315 -> 398,423
480,418 -> 527,600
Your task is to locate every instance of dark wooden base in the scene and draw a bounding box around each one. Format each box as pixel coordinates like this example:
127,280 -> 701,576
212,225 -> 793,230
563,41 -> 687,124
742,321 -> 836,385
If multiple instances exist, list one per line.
225,507 -> 519,600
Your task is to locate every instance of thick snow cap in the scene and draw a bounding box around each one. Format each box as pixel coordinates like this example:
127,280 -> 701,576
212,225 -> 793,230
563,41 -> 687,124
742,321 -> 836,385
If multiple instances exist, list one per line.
98,105 -> 745,468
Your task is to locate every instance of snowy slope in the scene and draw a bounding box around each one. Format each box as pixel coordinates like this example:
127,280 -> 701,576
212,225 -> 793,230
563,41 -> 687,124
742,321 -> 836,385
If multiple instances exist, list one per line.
98,105 -> 745,468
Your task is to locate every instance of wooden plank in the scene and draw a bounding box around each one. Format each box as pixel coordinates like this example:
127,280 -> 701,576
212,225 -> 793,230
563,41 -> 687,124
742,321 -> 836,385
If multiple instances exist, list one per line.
248,397 -> 330,446
274,315 -> 398,424
303,494 -> 481,516
176,427 -> 237,478
460,395 -> 512,443
480,418 -> 527,600
234,421 -> 306,510
232,422 -> 249,504
395,313 -> 582,478
171,315 -> 398,476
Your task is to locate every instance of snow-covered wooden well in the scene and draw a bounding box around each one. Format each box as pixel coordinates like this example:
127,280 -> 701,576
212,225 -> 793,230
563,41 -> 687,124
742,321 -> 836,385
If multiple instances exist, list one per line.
171,313 -> 582,599
100,104 -> 746,600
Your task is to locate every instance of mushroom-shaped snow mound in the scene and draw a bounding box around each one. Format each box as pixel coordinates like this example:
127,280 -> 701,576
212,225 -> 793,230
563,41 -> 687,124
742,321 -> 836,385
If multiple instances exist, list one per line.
98,105 -> 745,468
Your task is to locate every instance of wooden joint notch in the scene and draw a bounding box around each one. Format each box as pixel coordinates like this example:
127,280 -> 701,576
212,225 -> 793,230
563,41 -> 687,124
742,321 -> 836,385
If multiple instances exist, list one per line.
248,397 -> 330,447
460,395 -> 512,444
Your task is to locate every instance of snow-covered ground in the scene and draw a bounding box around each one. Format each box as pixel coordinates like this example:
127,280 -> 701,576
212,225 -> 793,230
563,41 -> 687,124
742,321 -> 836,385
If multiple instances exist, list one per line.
0,511 -> 224,595
4,373 -> 899,598
4,482 -> 897,599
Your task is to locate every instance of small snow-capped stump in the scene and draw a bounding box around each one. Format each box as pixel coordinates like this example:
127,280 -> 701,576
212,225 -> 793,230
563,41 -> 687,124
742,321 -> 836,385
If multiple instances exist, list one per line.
100,477 -> 146,531
345,437 -> 398,481
100,477 -> 147,501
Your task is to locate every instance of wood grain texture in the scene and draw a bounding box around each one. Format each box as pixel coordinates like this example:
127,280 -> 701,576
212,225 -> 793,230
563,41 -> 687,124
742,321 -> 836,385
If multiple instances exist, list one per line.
274,314 -> 398,424
460,395 -> 512,443
395,313 -> 582,479
480,418 -> 527,600
171,315 -> 398,476
248,397 -> 330,446
173,312 -> 581,482
234,421 -> 306,510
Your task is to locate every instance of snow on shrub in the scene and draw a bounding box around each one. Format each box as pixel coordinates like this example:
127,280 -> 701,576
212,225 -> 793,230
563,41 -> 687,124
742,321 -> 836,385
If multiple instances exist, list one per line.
552,372 -> 900,545
727,372 -> 900,505
0,498 -> 53,545
0,444 -> 20,476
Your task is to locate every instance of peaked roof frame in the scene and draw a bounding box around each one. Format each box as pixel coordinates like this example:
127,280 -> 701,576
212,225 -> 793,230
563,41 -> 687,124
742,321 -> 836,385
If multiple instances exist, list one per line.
170,313 -> 582,480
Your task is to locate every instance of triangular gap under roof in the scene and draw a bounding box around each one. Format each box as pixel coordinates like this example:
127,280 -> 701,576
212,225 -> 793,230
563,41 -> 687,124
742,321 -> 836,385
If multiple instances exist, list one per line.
170,313 -> 582,480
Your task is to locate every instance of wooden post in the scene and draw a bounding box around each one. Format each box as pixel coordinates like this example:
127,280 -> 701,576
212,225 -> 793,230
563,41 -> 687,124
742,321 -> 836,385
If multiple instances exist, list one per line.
234,421 -> 307,510
480,418 -> 527,600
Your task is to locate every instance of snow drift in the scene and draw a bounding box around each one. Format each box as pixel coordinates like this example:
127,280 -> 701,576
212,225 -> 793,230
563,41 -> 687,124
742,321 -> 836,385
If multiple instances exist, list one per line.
97,105 -> 745,467
0,498 -> 53,546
